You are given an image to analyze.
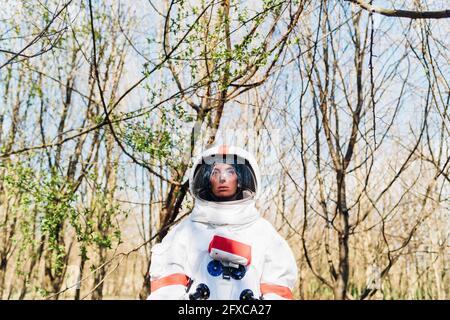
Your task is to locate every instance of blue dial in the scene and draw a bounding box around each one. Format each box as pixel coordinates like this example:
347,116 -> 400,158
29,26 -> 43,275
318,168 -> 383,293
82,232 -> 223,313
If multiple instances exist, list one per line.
207,260 -> 223,277
230,264 -> 246,280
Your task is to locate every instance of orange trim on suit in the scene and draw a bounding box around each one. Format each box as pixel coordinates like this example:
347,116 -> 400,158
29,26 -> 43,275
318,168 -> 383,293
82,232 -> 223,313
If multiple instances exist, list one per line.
150,273 -> 190,292
260,283 -> 293,299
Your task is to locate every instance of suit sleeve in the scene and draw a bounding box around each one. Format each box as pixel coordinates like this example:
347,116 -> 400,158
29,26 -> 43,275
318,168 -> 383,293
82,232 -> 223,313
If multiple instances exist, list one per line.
147,224 -> 191,300
260,233 -> 298,300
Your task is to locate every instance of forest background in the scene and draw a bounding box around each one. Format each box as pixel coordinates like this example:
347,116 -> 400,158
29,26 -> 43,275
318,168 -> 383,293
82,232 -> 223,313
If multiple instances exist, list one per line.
0,0 -> 448,300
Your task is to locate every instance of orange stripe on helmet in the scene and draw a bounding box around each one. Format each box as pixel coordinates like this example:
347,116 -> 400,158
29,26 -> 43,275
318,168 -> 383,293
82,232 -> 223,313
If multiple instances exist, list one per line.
150,273 -> 190,293
218,145 -> 229,155
260,283 -> 293,300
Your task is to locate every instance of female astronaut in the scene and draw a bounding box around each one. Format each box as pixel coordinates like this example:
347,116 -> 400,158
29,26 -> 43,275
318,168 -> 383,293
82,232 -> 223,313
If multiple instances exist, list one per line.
147,145 -> 298,300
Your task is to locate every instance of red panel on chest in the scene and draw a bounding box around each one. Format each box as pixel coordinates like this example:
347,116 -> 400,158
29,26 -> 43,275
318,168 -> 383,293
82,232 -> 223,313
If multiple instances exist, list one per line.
208,235 -> 252,266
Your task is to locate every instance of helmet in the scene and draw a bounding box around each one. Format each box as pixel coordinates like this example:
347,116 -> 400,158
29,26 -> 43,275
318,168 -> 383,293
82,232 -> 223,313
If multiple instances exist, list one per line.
189,145 -> 260,202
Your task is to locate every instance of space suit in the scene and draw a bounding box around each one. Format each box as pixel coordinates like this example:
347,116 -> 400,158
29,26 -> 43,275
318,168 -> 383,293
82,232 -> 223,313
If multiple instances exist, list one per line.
147,145 -> 298,300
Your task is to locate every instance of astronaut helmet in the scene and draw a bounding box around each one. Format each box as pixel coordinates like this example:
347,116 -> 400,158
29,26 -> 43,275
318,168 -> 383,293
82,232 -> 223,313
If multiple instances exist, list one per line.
190,145 -> 259,202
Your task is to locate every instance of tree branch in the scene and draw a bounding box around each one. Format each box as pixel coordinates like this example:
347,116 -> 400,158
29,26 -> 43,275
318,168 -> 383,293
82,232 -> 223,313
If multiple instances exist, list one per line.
345,0 -> 450,19
0,0 -> 73,70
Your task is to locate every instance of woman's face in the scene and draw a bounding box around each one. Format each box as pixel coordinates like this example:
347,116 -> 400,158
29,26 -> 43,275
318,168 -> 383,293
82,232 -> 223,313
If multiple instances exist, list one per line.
210,163 -> 238,199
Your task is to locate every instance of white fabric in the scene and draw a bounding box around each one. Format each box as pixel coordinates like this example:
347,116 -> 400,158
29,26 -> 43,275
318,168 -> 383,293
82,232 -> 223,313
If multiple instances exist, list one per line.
189,197 -> 260,226
147,145 -> 298,300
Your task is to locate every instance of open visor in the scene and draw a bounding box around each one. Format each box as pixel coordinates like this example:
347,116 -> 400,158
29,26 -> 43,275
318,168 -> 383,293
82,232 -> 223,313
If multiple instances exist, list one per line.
192,154 -> 257,202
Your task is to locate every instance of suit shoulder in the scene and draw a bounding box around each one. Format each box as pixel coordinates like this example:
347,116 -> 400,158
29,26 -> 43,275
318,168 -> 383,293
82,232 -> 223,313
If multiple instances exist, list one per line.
257,217 -> 287,246
161,216 -> 192,241
254,217 -> 285,241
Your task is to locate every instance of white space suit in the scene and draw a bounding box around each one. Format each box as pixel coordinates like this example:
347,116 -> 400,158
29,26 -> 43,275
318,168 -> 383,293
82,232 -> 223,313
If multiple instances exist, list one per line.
147,145 -> 298,300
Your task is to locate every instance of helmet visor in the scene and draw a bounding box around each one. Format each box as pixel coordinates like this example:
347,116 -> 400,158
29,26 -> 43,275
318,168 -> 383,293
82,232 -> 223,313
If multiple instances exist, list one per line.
192,154 -> 257,201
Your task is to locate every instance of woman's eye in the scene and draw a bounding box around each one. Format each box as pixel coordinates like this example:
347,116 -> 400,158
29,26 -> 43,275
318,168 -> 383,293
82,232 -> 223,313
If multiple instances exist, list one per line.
211,168 -> 235,178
